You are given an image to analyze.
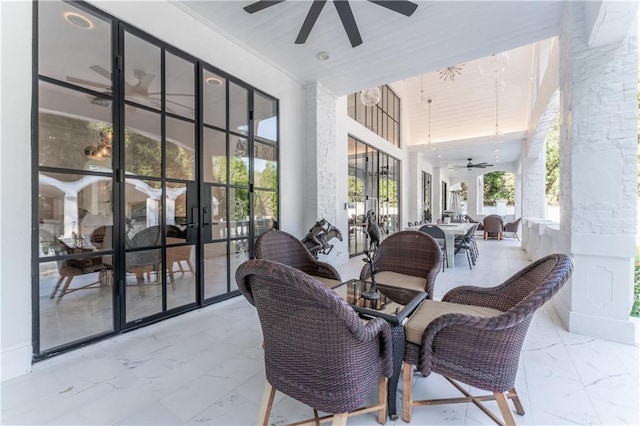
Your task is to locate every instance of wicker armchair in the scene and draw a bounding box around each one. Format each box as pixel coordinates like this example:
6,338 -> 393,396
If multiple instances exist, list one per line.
254,229 -> 341,287
483,214 -> 504,240
503,217 -> 522,240
360,230 -> 442,299
401,254 -> 574,425
236,259 -> 393,425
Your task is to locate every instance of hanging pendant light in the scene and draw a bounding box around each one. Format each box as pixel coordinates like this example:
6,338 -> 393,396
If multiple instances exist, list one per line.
479,52 -> 510,79
360,86 -> 381,106
492,79 -> 504,143
427,98 -> 436,151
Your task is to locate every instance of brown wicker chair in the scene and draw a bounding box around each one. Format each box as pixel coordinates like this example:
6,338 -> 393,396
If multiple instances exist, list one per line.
483,214 -> 504,240
360,230 -> 442,299
464,214 -> 483,231
503,217 -> 522,240
254,229 -> 342,287
236,259 -> 393,425
402,254 -> 574,425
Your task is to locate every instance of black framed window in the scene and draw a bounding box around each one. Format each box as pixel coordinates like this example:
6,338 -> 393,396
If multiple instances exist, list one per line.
347,85 -> 401,147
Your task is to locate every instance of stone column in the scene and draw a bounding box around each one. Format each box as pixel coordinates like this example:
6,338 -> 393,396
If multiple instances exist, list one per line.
304,82 -> 344,262
520,144 -> 546,220
557,2 -> 638,344
466,174 -> 480,218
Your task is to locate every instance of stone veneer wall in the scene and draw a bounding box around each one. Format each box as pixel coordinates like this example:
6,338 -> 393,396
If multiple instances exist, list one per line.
557,2 -> 637,344
304,82 -> 345,263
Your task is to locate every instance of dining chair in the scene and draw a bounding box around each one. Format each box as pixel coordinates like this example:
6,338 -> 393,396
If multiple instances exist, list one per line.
418,224 -> 447,272
236,259 -> 393,425
401,254 -> 574,425
254,229 -> 342,287
453,223 -> 478,270
360,230 -> 441,299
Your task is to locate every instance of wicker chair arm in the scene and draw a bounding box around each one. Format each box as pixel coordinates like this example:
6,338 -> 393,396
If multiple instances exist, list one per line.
359,263 -> 373,281
442,285 -> 510,310
309,261 -> 342,281
418,311 -> 528,372
358,317 -> 394,378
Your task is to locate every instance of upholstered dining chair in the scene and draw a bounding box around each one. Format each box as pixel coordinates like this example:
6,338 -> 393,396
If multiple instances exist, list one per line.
418,225 -> 447,272
503,217 -> 522,240
401,254 -> 574,425
483,214 -> 504,240
254,229 -> 342,287
236,259 -> 393,426
360,230 -> 442,299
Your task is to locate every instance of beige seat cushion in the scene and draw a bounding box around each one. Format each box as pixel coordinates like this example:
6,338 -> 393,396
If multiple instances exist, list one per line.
405,300 -> 503,345
312,276 -> 341,289
375,271 -> 427,293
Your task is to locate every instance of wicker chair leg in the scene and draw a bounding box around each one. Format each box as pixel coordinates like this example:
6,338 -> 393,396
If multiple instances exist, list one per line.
50,276 -> 65,298
258,382 -> 276,426
377,375 -> 388,424
402,362 -> 413,423
332,413 -> 348,426
484,231 -> 488,240
508,388 -> 525,415
494,392 -> 517,426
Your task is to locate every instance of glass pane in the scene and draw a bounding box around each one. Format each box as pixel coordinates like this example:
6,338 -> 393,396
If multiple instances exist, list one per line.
356,97 -> 365,126
166,117 -> 195,180
229,188 -> 249,238
209,186 -> 227,240
39,254 -> 113,351
203,242 -> 228,299
39,82 -> 113,171
203,70 -> 226,129
204,127 -> 227,184
348,137 -> 356,168
254,93 -> 277,143
167,182 -> 187,242
254,191 -> 277,237
347,93 -> 355,119
39,2 -> 111,93
124,32 -> 161,110
229,82 -> 248,134
125,248 -> 163,322
38,172 -> 113,257
165,52 -> 195,119
125,179 -> 162,235
230,243 -> 249,291
254,142 -> 277,190
230,136 -> 249,185
167,243 -> 196,310
125,108 -> 161,177
356,142 -> 366,170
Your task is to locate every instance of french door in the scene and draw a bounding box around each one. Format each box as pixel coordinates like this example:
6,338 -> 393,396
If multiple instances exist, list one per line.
33,1 -> 278,358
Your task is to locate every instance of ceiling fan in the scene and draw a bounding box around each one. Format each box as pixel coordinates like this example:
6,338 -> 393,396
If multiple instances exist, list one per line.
66,65 -> 192,110
450,158 -> 494,170
243,0 -> 418,48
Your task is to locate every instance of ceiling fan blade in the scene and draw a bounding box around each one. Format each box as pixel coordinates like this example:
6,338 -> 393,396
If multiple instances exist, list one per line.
367,0 -> 418,17
334,1 -> 362,47
243,0 -> 285,14
66,76 -> 111,90
295,0 -> 327,44
89,65 -> 112,80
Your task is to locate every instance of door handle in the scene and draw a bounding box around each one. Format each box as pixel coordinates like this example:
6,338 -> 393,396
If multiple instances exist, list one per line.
186,222 -> 199,228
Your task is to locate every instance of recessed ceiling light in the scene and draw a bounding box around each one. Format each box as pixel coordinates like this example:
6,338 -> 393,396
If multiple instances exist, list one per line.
436,155 -> 441,158
443,160 -> 448,163
316,51 -> 330,61
64,12 -> 93,29
205,76 -> 223,86
494,149 -> 500,153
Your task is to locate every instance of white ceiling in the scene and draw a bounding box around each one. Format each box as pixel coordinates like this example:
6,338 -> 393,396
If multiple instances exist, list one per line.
174,1 -> 567,166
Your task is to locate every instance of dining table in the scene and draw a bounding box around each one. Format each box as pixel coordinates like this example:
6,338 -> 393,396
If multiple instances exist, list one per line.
405,222 -> 474,268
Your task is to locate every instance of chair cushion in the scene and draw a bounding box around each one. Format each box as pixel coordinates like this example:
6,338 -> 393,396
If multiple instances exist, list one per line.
375,271 -> 427,293
405,300 -> 502,345
312,275 -> 341,289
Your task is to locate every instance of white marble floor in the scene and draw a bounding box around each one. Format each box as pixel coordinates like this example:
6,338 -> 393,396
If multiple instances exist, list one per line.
2,238 -> 639,425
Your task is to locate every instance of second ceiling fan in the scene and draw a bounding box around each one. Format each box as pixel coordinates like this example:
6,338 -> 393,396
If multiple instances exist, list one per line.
450,158 -> 494,170
243,0 -> 418,48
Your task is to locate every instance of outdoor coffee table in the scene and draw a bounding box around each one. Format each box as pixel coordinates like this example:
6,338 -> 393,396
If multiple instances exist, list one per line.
333,279 -> 427,420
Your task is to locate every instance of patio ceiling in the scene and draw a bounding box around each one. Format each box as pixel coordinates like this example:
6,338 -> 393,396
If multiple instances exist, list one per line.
175,1 -> 565,166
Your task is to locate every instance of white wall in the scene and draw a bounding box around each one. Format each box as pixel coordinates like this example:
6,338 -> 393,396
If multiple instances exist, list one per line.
1,1 -> 34,382
0,0 -> 307,381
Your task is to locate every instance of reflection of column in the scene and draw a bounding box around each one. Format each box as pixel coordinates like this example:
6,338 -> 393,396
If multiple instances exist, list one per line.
146,198 -> 159,227
166,197 -> 175,225
63,193 -> 79,237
